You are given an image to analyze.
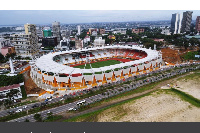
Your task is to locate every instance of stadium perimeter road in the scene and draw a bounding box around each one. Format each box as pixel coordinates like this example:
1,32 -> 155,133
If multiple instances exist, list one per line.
7,71 -> 193,122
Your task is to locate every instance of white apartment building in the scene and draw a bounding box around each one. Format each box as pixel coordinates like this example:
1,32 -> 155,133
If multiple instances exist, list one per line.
93,36 -> 105,47
77,25 -> 81,35
161,29 -> 171,35
112,28 -> 127,34
12,24 -> 39,57
83,36 -> 90,44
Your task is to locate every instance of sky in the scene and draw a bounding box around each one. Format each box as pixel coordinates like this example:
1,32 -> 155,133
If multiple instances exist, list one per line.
1,10 -> 200,26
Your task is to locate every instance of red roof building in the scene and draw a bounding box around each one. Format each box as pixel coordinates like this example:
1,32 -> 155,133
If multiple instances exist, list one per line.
0,84 -> 20,92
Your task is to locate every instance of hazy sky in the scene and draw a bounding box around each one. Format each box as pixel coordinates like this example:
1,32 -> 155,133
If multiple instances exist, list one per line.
0,10 -> 200,25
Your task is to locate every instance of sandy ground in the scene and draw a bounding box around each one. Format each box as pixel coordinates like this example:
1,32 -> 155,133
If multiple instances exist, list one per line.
96,90 -> 200,122
60,72 -> 197,122
174,74 -> 200,100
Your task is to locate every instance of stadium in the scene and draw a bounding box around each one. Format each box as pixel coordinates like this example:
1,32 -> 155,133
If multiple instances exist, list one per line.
30,45 -> 162,94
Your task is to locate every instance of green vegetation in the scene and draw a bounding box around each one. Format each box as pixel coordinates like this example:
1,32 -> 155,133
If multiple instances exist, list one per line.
34,113 -> 43,122
95,72 -> 103,74
0,53 -> 16,63
83,73 -> 93,75
43,111 -> 62,122
183,51 -> 200,60
0,74 -> 24,87
73,60 -> 121,69
170,88 -> 200,107
42,46 -> 54,50
20,85 -> 27,99
0,111 -> 27,122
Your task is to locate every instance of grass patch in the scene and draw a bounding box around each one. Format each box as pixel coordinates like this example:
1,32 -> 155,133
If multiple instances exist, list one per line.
73,60 -> 121,69
170,88 -> 200,107
44,115 -> 63,122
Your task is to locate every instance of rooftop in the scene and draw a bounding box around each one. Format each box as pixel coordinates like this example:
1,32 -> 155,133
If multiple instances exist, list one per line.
0,84 -> 20,92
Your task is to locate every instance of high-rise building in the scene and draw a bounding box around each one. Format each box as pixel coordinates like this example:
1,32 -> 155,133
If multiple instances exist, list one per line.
181,11 -> 193,33
12,24 -> 39,57
43,27 -> 52,37
77,25 -> 81,35
52,21 -> 61,44
195,16 -> 200,32
171,13 -> 182,34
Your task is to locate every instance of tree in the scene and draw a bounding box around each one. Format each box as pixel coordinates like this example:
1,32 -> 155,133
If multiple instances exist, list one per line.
4,99 -> 12,107
24,119 -> 30,122
0,53 -> 7,63
34,114 -> 43,122
189,37 -> 200,46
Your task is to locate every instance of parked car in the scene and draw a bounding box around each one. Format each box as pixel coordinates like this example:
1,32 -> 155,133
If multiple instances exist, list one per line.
32,104 -> 40,108
7,110 -> 15,115
16,109 -> 22,113
23,105 -> 27,109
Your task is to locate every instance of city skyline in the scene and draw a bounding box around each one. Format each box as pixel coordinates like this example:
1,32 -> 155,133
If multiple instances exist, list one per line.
1,10 -> 200,26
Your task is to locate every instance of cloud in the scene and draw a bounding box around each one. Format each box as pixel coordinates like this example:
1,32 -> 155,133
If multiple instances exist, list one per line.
0,10 -> 200,25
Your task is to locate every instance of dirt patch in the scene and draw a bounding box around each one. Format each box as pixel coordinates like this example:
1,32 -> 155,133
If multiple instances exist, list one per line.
173,72 -> 200,100
23,69 -> 45,94
161,47 -> 199,64
96,90 -> 200,122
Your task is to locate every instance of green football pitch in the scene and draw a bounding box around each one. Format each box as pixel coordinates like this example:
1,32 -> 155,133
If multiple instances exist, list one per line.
73,60 -> 121,69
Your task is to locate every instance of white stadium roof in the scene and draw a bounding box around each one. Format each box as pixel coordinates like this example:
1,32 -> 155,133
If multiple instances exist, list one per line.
35,45 -> 160,74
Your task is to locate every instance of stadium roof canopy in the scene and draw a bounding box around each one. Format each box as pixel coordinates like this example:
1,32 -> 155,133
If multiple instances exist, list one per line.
35,45 -> 160,74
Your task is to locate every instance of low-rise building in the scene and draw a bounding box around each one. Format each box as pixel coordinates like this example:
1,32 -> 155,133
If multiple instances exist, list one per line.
113,28 -> 126,34
88,28 -> 98,35
42,37 -> 58,47
153,39 -> 164,42
75,39 -> 83,49
132,28 -> 145,34
83,36 -> 90,44
99,29 -> 105,34
108,35 -> 116,40
0,84 -> 22,101
93,36 -> 105,47
0,38 -> 11,53
161,29 -> 171,35
1,46 -> 15,56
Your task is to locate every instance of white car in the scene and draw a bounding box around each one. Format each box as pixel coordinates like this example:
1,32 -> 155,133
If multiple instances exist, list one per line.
68,108 -> 74,111
68,107 -> 76,111
23,106 -> 27,109
47,111 -> 51,114
60,98 -> 64,101
81,100 -> 86,103
16,109 -> 22,113
48,99 -> 52,102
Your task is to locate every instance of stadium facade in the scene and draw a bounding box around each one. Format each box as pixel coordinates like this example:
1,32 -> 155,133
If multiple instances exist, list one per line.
30,45 -> 162,93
